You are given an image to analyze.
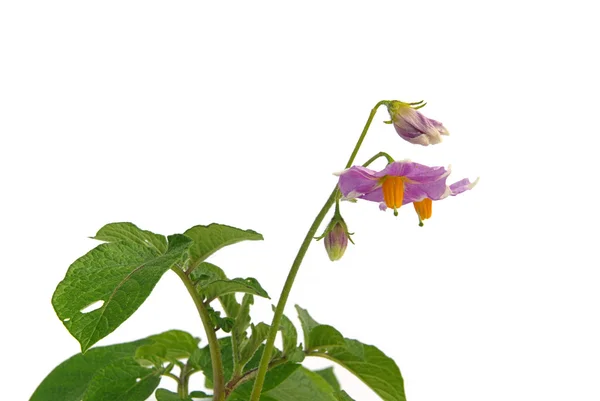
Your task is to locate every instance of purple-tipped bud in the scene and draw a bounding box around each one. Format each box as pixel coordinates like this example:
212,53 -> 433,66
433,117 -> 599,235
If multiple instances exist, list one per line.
387,100 -> 449,146
324,220 -> 349,261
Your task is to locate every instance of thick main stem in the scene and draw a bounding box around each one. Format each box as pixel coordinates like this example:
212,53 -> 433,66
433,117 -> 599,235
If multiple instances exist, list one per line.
249,101 -> 386,400
172,267 -> 225,401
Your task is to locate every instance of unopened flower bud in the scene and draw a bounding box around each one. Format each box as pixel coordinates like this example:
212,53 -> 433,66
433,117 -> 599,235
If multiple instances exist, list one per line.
386,100 -> 449,146
324,220 -> 349,261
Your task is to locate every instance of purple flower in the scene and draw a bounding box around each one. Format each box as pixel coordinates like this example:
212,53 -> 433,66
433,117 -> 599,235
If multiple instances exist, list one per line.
386,100 -> 449,146
337,160 -> 477,223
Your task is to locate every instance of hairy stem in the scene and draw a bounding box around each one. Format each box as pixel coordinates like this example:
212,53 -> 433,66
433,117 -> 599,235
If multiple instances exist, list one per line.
172,267 -> 225,401
249,101 -> 387,400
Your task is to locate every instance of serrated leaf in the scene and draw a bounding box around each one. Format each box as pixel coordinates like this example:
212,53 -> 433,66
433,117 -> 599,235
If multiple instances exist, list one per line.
52,234 -> 193,352
30,339 -> 149,401
155,388 -> 192,401
184,223 -> 263,269
239,322 -> 270,367
92,222 -> 168,254
82,358 -> 161,401
296,307 -> 406,401
203,277 -> 269,300
315,367 -> 340,392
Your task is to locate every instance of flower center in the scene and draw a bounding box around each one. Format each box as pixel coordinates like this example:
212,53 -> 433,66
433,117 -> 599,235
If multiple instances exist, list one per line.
413,198 -> 432,223
382,176 -> 405,215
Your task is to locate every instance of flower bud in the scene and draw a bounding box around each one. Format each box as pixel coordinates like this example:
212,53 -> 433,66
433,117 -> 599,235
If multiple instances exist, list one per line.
324,220 -> 349,261
386,100 -> 449,146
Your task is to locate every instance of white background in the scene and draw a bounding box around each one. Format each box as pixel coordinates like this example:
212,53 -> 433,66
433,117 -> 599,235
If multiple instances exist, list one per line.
1,1 -> 599,400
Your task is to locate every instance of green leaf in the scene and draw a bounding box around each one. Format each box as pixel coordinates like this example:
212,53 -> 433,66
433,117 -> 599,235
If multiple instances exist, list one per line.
335,390 -> 356,401
294,306 -> 344,351
203,277 -> 270,300
146,329 -> 200,360
135,330 -> 198,367
155,389 -> 192,401
31,339 -> 149,401
314,367 -> 340,392
52,234 -> 193,352
265,367 -> 338,401
318,339 -> 405,401
189,390 -> 212,399
189,262 -> 241,317
232,294 -> 253,353
307,325 -> 346,351
184,223 -> 263,268
227,363 -> 301,401
82,357 -> 161,401
135,343 -> 167,367
196,336 -> 282,389
92,222 -> 168,254
187,347 -> 207,371
296,306 -> 406,401
230,365 -> 337,401
155,388 -> 211,401
197,337 -> 235,386
295,305 -> 320,347
273,308 -> 301,361
239,322 -> 270,367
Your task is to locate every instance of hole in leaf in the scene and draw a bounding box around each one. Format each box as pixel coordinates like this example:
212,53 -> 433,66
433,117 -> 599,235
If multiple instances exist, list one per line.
135,378 -> 141,382
80,300 -> 105,314
63,318 -> 70,322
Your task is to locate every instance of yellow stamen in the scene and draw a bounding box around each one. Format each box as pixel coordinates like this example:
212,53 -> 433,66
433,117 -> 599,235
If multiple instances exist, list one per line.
413,198 -> 433,221
382,176 -> 405,215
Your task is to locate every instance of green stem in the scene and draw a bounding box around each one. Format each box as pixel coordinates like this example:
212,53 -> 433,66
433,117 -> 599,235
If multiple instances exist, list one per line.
172,267 -> 225,401
249,100 -> 387,400
363,151 -> 395,167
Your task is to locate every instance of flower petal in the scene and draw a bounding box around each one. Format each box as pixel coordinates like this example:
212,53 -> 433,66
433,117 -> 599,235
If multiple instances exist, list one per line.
449,177 -> 479,195
337,166 -> 381,198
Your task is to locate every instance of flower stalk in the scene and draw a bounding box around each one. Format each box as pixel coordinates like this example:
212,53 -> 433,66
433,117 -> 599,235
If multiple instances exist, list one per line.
249,100 -> 387,400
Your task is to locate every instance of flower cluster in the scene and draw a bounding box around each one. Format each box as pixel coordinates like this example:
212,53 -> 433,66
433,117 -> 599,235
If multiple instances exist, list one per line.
321,99 -> 477,260
337,161 -> 477,223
